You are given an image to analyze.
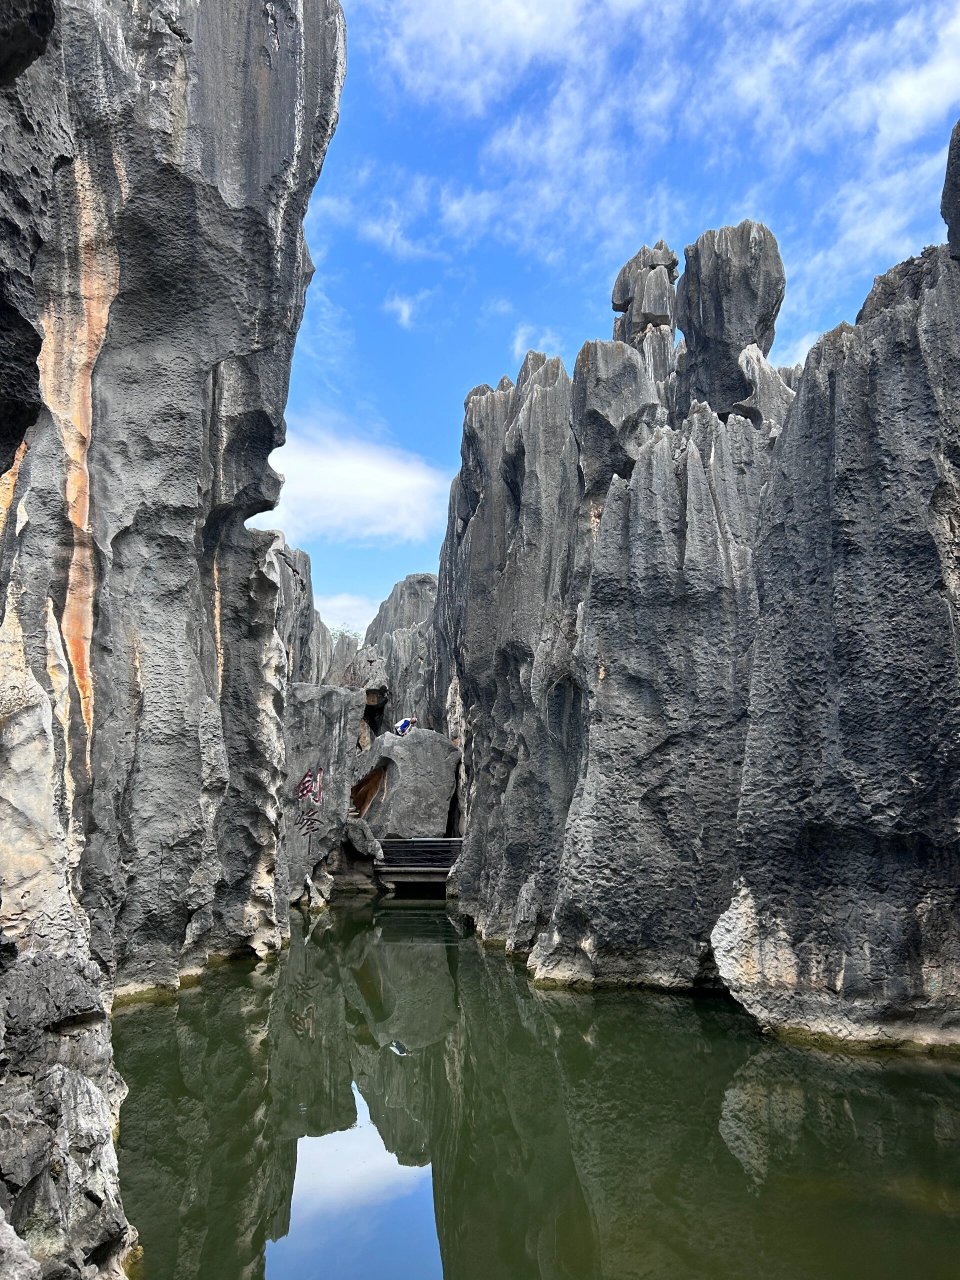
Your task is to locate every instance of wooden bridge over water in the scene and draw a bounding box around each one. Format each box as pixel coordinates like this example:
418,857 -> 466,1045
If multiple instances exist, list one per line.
376,838 -> 462,892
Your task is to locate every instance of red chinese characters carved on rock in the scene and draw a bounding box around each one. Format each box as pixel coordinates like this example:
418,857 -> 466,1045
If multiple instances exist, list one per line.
295,766 -> 324,833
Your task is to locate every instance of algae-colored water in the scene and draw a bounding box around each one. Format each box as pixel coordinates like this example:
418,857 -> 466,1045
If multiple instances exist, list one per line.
113,902 -> 960,1280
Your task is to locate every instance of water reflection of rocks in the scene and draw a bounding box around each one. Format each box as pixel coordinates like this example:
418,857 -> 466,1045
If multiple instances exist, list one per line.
114,905 -> 960,1280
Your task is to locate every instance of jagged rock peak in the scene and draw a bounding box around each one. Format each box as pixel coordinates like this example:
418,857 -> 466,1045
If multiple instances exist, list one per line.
676,220 -> 785,419
942,117 -> 959,259
364,573 -> 438,646
611,240 -> 679,347
612,239 -> 680,310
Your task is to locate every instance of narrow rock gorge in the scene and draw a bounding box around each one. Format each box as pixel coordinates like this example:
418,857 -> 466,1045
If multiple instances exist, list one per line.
1,0 -> 959,1269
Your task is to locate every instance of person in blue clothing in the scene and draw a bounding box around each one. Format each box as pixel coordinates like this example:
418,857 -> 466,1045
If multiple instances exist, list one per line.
394,715 -> 418,737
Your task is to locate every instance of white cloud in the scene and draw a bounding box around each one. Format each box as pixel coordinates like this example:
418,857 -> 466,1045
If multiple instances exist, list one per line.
483,297 -> 513,318
350,0 -> 628,115
314,592 -> 380,634
336,0 -> 960,369
511,323 -> 562,362
248,410 -> 451,547
289,1088 -> 430,1223
359,209 -> 435,259
383,289 -> 431,328
439,185 -> 502,241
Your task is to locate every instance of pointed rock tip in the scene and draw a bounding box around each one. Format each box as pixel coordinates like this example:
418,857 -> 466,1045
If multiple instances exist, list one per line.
943,118 -> 959,258
464,383 -> 495,410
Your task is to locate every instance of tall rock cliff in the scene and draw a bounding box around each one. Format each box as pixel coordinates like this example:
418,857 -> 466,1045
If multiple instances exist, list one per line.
713,233 -> 960,1044
0,0 -> 345,990
436,355 -> 587,946
434,126 -> 960,1045
0,0 -> 346,1270
436,223 -> 791,984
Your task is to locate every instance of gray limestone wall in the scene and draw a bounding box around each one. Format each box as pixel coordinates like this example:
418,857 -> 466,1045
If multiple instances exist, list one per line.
432,121 -> 960,1046
0,0 -> 346,1271
713,239 -> 960,1045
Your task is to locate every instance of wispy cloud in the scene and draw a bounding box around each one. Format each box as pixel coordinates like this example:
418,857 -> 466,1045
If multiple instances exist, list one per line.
249,408 -> 451,547
314,592 -> 381,633
770,329 -> 820,370
351,0 -> 624,115
511,323 -> 562,362
482,297 -> 513,318
340,0 -> 960,357
383,289 -> 431,328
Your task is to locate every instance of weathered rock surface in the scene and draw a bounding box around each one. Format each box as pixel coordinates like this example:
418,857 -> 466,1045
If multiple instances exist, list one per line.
0,0 -> 346,1269
0,0 -> 346,998
437,352 -> 586,948
534,402 -> 770,988
676,221 -> 785,419
364,572 -> 437,645
944,120 -> 960,259
0,1209 -> 40,1280
283,683 -> 364,893
324,630 -> 360,686
714,240 -> 960,1044
353,727 -> 460,841
432,121 -> 960,1044
340,573 -> 443,738
0,0 -> 70,474
436,231 -> 787,978
0,950 -> 129,1275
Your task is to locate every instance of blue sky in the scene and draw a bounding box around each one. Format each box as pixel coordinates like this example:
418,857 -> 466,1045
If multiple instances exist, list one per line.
252,0 -> 960,633
266,1087 -> 442,1277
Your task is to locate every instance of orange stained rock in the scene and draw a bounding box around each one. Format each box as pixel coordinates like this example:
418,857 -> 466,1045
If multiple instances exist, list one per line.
0,439 -> 29,545
38,152 -> 119,762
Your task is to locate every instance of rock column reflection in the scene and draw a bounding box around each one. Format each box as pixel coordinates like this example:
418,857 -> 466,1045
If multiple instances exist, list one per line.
114,904 -> 960,1280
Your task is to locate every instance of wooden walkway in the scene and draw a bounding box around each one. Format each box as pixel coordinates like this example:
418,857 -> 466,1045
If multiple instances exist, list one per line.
376,838 -> 462,890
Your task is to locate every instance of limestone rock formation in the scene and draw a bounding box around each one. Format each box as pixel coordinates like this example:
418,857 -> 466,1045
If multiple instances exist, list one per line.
713,239 -> 960,1044
0,950 -> 128,1273
944,120 -> 959,259
436,228 -> 789,977
364,573 -> 437,645
0,0 -> 346,1269
0,0 -> 345,993
341,573 -> 442,738
353,728 -> 460,841
0,1209 -> 40,1280
433,120 -> 960,1045
535,402 -> 770,988
283,683 -> 364,895
676,221 -> 785,418
324,630 -> 360,686
436,352 -> 585,948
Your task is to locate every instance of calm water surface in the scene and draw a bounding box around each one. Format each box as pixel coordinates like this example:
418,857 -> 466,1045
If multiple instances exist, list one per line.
114,902 -> 960,1280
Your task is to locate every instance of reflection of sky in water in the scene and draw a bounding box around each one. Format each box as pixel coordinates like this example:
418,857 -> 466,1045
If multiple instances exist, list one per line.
266,1086 -> 442,1279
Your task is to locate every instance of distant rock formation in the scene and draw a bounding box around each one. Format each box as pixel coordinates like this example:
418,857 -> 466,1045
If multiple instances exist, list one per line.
430,120 -> 960,1046
676,221 -> 785,419
434,220 -> 787,981
353,728 -> 460,841
364,572 -> 437,644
